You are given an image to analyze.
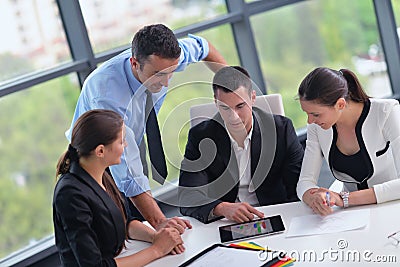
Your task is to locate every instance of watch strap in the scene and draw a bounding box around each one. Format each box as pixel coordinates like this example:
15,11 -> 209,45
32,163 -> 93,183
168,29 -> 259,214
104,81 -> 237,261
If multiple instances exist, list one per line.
340,191 -> 349,208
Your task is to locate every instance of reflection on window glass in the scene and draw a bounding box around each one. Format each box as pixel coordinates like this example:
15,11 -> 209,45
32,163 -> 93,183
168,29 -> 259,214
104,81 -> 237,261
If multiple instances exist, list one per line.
0,75 -> 79,259
0,0 -> 70,85
79,0 -> 227,54
149,25 -> 239,187
251,0 -> 392,129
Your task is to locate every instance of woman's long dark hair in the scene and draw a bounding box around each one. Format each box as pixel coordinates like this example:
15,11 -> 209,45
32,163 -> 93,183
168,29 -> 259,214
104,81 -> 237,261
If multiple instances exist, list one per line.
298,67 -> 369,106
56,109 -> 128,251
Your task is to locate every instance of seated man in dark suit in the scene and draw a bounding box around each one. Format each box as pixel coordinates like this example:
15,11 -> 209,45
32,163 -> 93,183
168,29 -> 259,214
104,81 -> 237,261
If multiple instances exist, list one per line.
179,66 -> 304,223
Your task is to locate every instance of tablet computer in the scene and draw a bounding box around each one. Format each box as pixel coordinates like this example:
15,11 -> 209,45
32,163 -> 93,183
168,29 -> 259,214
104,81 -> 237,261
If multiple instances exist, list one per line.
219,215 -> 285,243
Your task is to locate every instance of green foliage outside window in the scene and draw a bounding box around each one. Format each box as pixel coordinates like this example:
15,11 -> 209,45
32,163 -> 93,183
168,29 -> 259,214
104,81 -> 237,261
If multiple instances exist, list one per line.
0,76 -> 79,258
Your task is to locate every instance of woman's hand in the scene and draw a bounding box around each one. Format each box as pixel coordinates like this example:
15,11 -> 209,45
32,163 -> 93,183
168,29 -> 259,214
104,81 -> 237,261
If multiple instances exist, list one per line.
151,228 -> 184,258
303,188 -> 342,216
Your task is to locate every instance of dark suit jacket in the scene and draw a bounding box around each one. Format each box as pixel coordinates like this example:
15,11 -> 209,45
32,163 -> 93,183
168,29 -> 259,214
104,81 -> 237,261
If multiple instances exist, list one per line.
53,162 -> 126,267
179,107 -> 304,223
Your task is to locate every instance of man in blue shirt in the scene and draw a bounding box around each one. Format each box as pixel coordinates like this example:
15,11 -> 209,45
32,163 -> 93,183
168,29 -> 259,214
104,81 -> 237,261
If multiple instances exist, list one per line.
67,24 -> 226,241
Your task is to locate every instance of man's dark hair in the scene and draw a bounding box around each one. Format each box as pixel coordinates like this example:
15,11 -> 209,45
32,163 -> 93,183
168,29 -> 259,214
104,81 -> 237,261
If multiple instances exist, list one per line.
131,24 -> 181,64
212,66 -> 252,95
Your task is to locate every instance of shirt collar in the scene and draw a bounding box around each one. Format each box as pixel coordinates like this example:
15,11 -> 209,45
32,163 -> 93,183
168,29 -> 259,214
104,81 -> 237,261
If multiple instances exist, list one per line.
124,55 -> 144,95
123,55 -> 168,108
225,117 -> 254,150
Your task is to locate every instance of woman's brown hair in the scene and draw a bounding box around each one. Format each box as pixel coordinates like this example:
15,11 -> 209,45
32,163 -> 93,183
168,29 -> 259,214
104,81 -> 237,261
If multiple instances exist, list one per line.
298,67 -> 369,106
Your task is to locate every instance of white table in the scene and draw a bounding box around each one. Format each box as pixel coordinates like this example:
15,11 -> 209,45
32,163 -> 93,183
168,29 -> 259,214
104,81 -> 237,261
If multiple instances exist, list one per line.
118,200 -> 400,266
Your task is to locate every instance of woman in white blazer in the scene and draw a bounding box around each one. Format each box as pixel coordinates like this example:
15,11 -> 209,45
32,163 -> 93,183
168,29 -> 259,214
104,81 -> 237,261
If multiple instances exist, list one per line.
296,67 -> 400,216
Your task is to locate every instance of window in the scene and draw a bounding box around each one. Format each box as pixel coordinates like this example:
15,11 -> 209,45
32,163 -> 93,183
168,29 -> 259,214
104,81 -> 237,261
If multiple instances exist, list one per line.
0,75 -> 80,259
251,0 -> 392,129
79,0 -> 227,54
392,0 -> 400,39
0,0 -> 70,85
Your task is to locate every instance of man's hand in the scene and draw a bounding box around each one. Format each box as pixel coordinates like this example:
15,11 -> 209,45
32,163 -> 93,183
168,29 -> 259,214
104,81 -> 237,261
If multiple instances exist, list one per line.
131,193 -> 192,234
214,202 -> 264,223
155,216 -> 192,234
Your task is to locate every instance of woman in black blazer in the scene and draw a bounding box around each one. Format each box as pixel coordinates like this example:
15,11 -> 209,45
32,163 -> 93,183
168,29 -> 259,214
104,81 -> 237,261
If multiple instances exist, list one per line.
53,109 -> 183,267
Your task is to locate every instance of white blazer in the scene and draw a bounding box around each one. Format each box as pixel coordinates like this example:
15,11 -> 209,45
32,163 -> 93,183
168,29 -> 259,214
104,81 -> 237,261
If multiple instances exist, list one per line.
297,98 -> 400,203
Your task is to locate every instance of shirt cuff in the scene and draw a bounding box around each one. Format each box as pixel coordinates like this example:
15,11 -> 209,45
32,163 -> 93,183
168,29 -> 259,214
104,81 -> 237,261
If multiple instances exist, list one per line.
187,33 -> 209,60
208,207 -> 220,221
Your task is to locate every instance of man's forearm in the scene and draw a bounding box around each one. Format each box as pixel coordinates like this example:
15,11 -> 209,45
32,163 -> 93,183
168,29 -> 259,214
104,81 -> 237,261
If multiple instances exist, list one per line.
203,41 -> 227,72
130,191 -> 166,228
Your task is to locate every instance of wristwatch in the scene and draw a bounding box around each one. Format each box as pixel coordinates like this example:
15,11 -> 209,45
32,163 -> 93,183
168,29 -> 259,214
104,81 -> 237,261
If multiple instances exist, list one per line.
340,191 -> 349,208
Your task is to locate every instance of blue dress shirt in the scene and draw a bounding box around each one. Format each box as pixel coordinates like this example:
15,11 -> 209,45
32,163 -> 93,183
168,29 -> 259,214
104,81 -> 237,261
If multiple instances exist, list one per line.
66,34 -> 209,197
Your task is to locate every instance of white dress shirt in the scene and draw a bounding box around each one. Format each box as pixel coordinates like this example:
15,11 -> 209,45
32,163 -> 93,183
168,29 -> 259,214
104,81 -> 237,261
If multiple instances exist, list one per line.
226,120 -> 260,206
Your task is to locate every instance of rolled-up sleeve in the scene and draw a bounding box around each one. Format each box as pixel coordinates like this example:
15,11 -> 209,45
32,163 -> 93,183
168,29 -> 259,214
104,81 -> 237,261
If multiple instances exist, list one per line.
176,34 -> 209,72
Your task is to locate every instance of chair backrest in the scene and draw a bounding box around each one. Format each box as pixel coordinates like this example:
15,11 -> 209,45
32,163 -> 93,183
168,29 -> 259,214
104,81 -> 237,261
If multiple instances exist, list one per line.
189,93 -> 285,127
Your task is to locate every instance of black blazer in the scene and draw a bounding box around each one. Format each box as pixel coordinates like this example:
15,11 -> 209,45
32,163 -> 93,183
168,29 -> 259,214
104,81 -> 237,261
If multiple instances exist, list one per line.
53,162 -> 126,267
179,107 -> 304,223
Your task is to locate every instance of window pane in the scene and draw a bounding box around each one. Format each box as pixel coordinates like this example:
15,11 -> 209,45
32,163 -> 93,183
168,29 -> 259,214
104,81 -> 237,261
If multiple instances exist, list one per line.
149,25 -> 239,188
79,0 -> 227,54
167,0 -> 227,29
0,0 -> 71,85
0,75 -> 79,259
393,0 -> 400,37
251,0 -> 392,129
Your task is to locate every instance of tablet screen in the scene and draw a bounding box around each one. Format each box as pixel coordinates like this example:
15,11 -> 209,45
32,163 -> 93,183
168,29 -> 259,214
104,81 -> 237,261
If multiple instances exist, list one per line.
219,215 -> 285,243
